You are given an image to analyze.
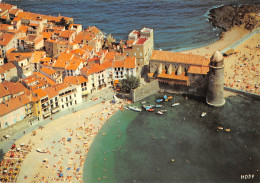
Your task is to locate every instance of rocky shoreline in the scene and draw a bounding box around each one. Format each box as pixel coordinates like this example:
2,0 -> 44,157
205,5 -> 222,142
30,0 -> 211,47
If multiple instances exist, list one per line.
208,4 -> 259,32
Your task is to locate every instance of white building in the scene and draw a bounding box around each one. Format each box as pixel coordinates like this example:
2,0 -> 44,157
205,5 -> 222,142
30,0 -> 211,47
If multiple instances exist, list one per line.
55,83 -> 82,111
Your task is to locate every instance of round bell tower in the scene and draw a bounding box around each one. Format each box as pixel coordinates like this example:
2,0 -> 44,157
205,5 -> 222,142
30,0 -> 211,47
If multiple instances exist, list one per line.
206,50 -> 225,107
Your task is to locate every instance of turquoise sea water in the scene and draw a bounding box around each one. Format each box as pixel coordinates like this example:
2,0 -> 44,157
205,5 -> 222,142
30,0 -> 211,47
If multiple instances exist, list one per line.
84,94 -> 260,183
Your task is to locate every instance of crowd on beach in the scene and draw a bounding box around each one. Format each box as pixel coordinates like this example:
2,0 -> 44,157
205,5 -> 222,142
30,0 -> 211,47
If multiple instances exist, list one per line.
224,40 -> 260,95
0,98 -> 131,183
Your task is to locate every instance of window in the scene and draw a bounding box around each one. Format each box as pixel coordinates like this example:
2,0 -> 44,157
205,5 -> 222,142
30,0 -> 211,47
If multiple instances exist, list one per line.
74,94 -> 76,97
140,53 -> 142,56
70,102 -> 72,105
62,105 -> 64,109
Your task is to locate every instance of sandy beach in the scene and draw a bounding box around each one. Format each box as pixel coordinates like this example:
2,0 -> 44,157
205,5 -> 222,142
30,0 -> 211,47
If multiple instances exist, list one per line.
180,26 -> 250,58
10,98 -> 130,183
224,33 -> 260,95
181,26 -> 260,95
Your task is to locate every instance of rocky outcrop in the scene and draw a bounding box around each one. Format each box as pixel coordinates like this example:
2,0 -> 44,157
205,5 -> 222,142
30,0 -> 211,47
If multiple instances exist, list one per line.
208,5 -> 259,31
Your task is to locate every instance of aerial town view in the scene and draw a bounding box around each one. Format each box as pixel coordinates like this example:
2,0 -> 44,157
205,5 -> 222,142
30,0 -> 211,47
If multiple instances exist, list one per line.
0,0 -> 259,183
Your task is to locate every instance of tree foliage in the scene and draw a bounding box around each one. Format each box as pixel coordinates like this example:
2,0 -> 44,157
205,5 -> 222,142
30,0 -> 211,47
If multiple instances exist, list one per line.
119,75 -> 140,93
10,76 -> 19,83
56,17 -> 70,29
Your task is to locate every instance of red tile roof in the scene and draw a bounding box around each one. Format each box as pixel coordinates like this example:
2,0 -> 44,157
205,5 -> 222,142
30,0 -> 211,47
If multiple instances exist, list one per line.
151,50 -> 210,66
0,62 -> 16,74
85,26 -> 101,35
31,51 -> 45,63
54,83 -> 70,92
157,70 -> 189,81
40,67 -> 56,75
135,38 -> 147,45
7,52 -> 33,62
32,88 -> 47,98
0,33 -> 15,46
60,30 -> 75,38
124,57 -> 136,69
113,61 -> 124,68
0,85 -> 11,98
188,66 -> 209,75
43,87 -> 59,99
0,94 -> 31,117
0,81 -> 28,95
64,76 -> 87,85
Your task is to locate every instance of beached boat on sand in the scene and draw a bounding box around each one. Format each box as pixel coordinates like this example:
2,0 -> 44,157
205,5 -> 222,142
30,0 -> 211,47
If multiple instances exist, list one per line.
155,105 -> 162,108
148,109 -> 155,112
128,106 -> 142,112
36,148 -> 47,153
172,103 -> 180,107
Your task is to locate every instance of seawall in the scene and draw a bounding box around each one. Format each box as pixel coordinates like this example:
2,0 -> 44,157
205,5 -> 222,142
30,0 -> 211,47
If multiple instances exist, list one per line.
224,87 -> 260,100
131,80 -> 160,103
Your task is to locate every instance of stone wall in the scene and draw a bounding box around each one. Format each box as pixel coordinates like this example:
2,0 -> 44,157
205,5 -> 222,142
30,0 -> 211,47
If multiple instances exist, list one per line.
85,87 -> 115,101
131,80 -> 159,103
224,87 -> 260,100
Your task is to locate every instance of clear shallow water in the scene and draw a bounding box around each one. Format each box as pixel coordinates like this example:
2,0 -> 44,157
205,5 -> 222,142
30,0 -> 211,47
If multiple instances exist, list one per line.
84,94 -> 260,183
3,0 -> 259,51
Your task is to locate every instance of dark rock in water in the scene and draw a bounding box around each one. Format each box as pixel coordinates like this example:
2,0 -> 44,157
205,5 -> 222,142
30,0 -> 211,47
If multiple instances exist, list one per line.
208,5 -> 259,31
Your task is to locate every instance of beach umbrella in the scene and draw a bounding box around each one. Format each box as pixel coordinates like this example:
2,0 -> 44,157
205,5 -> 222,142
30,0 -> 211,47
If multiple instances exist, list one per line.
20,143 -> 25,146
59,173 -> 63,177
76,168 -> 80,172
16,147 -> 21,151
67,167 -> 71,171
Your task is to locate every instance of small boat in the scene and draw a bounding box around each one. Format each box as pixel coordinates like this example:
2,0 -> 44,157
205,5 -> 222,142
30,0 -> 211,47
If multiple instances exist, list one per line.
161,109 -> 167,112
141,101 -> 146,104
165,99 -> 169,102
163,95 -> 167,100
148,109 -> 155,112
156,99 -> 163,103
167,96 -> 173,100
225,129 -> 231,132
172,103 -> 180,107
201,112 -> 207,117
155,105 -> 162,108
36,148 -> 47,153
143,105 -> 151,110
128,106 -> 142,112
157,111 -> 163,115
217,126 -> 224,130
